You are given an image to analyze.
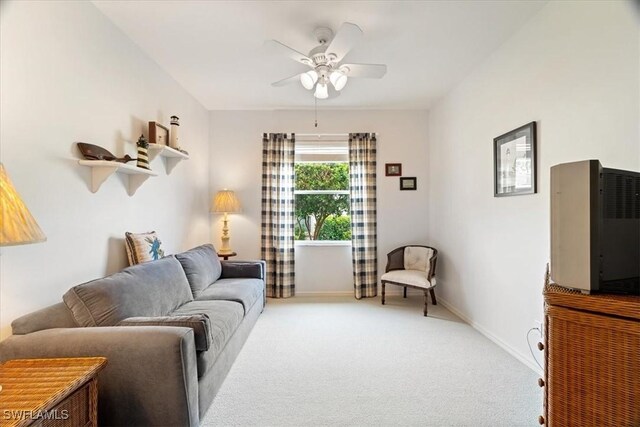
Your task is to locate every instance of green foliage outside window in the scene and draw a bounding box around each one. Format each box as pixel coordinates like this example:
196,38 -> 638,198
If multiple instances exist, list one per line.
317,214 -> 351,240
295,163 -> 351,241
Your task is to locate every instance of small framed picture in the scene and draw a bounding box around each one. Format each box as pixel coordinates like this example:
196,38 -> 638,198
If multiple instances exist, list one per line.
385,163 -> 402,176
400,177 -> 417,191
493,121 -> 537,197
149,121 -> 170,146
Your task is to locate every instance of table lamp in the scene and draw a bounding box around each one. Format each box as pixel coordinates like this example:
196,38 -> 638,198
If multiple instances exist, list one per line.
211,189 -> 241,255
0,163 -> 46,246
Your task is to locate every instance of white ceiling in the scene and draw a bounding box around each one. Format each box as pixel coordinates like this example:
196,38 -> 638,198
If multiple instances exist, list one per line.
93,1 -> 546,110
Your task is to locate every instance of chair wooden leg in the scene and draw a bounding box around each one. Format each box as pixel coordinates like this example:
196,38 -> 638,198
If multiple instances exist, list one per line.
430,288 -> 437,305
423,290 -> 428,316
403,286 -> 407,298
381,282 -> 386,305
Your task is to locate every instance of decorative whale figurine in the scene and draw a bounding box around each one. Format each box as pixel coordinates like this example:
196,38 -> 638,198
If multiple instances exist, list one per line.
77,142 -> 135,163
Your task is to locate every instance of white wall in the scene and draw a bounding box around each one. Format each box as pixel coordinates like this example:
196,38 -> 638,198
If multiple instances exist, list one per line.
427,0 -> 639,372
0,1 -> 210,339
209,110 -> 429,294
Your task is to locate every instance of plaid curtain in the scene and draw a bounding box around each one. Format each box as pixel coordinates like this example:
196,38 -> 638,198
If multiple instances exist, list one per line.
348,133 -> 378,299
261,133 -> 296,298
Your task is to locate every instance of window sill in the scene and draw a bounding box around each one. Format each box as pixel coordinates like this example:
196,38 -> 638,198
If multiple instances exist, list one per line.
295,240 -> 352,247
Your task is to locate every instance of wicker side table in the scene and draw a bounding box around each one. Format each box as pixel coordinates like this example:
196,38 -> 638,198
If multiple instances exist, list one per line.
542,285 -> 640,426
0,357 -> 107,427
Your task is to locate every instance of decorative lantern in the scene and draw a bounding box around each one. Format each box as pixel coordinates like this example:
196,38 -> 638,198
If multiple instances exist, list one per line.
136,134 -> 150,169
170,115 -> 180,149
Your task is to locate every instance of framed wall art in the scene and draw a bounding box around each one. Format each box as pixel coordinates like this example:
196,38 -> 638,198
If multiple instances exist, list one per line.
400,177 -> 417,191
493,121 -> 537,197
385,163 -> 402,176
149,121 -> 170,146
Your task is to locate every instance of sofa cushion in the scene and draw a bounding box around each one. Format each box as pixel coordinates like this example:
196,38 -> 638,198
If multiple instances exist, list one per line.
196,278 -> 263,314
63,256 -> 193,327
171,300 -> 244,377
175,244 -> 222,298
118,314 -> 212,351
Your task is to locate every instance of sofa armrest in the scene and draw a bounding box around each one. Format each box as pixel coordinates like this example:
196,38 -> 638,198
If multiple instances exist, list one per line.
220,260 -> 265,280
11,302 -> 78,335
0,326 -> 199,427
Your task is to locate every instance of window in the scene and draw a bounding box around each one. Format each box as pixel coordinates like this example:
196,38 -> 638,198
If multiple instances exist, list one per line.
294,139 -> 350,242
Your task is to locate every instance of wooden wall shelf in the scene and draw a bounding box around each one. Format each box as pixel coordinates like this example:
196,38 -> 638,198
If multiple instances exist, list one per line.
78,160 -> 157,195
147,145 -> 189,174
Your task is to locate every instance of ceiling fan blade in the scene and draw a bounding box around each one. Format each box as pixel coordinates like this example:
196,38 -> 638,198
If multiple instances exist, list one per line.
341,63 -> 387,79
325,22 -> 363,62
264,40 -> 313,67
271,73 -> 304,87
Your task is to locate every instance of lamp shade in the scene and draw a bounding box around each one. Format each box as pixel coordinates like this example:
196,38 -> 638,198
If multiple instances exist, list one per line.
329,70 -> 348,91
314,82 -> 329,99
0,163 -> 46,246
212,190 -> 241,213
300,70 -> 318,90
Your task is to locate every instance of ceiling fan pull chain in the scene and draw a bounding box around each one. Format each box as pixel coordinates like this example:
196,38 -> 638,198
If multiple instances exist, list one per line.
314,96 -> 318,128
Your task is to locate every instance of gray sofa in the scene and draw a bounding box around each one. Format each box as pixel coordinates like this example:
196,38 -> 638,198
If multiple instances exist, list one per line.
0,244 -> 265,426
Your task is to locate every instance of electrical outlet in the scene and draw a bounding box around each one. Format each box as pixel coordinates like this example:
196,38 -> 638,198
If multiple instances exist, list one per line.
534,320 -> 544,338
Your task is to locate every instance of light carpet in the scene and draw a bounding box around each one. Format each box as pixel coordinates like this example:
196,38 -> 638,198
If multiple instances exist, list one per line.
202,295 -> 541,426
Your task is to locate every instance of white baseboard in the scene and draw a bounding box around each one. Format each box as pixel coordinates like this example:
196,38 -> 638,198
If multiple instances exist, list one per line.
438,296 -> 544,376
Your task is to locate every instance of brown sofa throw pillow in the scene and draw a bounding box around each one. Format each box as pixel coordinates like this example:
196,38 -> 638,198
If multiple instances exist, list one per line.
125,231 -> 165,265
118,314 -> 212,351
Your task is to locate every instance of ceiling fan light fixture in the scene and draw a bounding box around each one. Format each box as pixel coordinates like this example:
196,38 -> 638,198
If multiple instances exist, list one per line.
314,82 -> 328,99
300,70 -> 318,90
268,23 -> 386,100
329,70 -> 348,91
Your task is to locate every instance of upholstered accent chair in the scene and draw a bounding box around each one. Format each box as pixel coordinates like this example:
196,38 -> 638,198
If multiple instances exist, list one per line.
380,245 -> 438,316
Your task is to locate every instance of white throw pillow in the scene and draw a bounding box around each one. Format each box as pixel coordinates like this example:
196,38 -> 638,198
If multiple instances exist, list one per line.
125,231 -> 165,265
404,246 -> 432,273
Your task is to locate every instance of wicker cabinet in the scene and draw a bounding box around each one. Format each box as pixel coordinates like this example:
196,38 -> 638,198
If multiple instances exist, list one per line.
542,285 -> 640,426
0,357 -> 107,427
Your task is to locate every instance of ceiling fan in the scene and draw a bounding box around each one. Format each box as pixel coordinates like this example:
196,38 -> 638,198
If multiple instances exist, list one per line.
266,22 -> 387,99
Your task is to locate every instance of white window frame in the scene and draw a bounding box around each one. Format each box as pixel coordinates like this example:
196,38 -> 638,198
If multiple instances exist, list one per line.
295,190 -> 349,195
295,138 -> 351,246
